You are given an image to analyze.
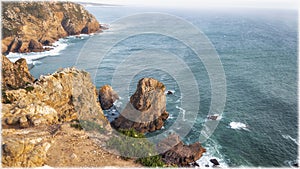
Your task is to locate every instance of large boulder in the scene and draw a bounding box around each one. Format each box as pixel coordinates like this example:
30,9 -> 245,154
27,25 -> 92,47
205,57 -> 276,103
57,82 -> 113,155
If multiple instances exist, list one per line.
1,55 -> 34,90
158,134 -> 206,167
98,85 -> 119,110
111,78 -> 169,133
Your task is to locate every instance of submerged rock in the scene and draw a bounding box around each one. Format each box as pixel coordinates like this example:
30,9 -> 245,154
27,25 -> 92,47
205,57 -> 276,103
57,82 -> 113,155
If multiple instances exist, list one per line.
99,85 -> 119,110
111,78 -> 169,133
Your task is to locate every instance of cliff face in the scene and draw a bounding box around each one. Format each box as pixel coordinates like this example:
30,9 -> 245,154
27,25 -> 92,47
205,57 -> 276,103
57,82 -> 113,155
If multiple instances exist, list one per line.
2,67 -> 109,129
111,78 -> 169,133
1,55 -> 34,90
2,1 -> 100,54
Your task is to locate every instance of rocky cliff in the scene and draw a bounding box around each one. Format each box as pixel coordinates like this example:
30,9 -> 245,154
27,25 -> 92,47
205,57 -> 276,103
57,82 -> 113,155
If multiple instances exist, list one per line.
2,1 -> 100,54
1,56 -> 142,167
1,55 -> 34,90
111,78 -> 169,133
2,67 -> 109,129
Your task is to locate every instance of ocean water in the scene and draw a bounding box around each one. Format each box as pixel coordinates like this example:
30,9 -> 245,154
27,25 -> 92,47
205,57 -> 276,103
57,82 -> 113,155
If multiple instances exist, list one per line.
7,6 -> 298,167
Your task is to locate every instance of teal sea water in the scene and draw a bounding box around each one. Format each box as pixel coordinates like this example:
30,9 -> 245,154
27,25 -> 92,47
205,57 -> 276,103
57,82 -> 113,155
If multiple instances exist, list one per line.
7,6 -> 298,167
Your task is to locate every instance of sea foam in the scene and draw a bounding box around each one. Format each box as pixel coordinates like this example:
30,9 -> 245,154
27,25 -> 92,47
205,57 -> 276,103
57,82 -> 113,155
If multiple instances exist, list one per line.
282,134 -> 298,145
229,122 -> 249,131
196,138 -> 228,168
6,38 -> 69,65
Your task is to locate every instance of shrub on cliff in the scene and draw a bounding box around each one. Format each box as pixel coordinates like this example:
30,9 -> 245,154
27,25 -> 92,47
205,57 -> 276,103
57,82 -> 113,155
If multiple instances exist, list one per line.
107,128 -> 165,167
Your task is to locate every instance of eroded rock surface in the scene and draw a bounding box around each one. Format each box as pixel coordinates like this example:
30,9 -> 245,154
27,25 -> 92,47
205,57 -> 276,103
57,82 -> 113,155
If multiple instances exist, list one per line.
2,2 -> 101,54
99,85 -> 119,110
158,134 -> 206,167
1,55 -> 34,90
111,78 -> 169,133
2,124 -> 140,167
2,67 -> 109,129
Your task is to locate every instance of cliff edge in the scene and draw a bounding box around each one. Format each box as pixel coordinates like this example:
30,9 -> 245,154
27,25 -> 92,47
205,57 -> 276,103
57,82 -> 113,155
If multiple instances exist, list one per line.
2,1 -> 100,54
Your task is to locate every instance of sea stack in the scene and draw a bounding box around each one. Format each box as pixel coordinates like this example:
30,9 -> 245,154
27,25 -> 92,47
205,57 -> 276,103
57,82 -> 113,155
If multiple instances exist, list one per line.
98,85 -> 119,110
111,78 -> 169,133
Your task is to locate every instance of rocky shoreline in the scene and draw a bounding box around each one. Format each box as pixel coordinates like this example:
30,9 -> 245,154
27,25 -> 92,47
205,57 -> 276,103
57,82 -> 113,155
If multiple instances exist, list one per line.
1,2 -> 208,167
1,56 -> 207,167
2,2 -> 101,54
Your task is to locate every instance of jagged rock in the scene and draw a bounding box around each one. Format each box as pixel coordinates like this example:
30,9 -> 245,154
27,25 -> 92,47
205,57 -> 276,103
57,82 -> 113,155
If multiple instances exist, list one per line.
158,134 -> 206,167
1,55 -> 34,90
2,67 -> 110,129
99,85 -> 119,110
111,78 -> 169,133
210,159 -> 220,166
28,39 -> 43,52
2,2 -> 101,54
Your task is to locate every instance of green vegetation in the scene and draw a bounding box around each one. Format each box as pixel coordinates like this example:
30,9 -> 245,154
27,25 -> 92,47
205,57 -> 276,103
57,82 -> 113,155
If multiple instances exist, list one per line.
2,90 -> 12,104
107,128 -> 165,167
137,155 -> 165,167
24,86 -> 34,92
79,120 -> 105,133
70,123 -> 83,130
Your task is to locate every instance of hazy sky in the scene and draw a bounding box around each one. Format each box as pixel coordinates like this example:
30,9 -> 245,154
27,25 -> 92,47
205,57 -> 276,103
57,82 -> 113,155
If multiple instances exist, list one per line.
71,0 -> 298,9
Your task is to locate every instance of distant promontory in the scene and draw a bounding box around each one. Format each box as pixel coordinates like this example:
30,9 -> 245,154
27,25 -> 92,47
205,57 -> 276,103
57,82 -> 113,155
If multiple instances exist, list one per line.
2,1 -> 101,54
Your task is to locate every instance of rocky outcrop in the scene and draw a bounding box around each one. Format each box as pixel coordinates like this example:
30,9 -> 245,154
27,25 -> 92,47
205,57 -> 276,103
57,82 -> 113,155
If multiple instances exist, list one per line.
2,123 -> 140,167
2,127 -> 53,167
1,55 -> 34,90
99,85 -> 119,110
158,134 -> 206,167
2,2 -> 101,54
2,67 -> 109,129
111,78 -> 169,133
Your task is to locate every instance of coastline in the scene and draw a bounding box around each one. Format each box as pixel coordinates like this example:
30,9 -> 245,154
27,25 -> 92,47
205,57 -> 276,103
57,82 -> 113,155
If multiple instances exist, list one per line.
5,33 -> 101,69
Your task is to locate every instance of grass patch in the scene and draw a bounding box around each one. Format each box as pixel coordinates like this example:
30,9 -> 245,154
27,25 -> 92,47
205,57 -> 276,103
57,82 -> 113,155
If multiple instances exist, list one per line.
107,128 -> 165,167
136,155 -> 165,167
79,120 -> 105,133
70,123 -> 83,130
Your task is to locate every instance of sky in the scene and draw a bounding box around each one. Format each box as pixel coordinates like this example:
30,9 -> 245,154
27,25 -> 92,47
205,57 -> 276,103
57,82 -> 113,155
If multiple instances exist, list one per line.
70,0 -> 299,9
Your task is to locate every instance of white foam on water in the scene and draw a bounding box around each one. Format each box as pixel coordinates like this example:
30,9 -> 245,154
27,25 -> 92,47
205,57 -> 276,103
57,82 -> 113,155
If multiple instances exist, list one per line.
282,134 -> 299,145
175,105 -> 186,121
113,100 -> 123,108
196,139 -> 229,168
6,38 -> 68,64
229,122 -> 249,131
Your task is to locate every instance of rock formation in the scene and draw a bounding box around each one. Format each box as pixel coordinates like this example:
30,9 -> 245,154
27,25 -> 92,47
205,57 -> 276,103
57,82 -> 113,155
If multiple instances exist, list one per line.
2,1 -> 101,54
2,123 -> 140,167
1,55 -> 34,90
158,134 -> 206,167
99,85 -> 119,110
2,67 -> 109,129
111,78 -> 169,133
